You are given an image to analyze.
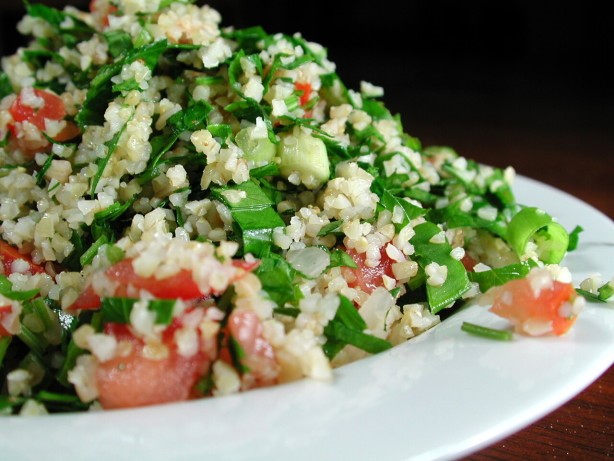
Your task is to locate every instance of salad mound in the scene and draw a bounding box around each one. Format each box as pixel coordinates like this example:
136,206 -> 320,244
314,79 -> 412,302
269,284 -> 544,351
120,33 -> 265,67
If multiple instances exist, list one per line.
0,0 -> 582,414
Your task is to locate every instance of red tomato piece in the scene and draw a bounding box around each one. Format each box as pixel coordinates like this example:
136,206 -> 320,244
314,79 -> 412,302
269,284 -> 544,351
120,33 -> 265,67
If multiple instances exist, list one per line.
294,82 -> 312,107
0,305 -> 13,337
7,88 -> 79,155
69,259 -> 204,311
68,258 -> 259,311
106,259 -> 204,300
342,247 -> 395,294
67,284 -> 101,311
460,253 -> 478,272
0,241 -> 45,275
89,0 -> 118,27
227,309 -> 278,388
9,88 -> 66,131
96,323 -> 211,409
489,270 -> 579,336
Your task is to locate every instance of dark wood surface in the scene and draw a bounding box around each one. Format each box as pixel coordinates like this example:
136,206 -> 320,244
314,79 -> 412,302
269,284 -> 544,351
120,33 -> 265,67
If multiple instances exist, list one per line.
407,97 -> 613,460
468,367 -> 613,460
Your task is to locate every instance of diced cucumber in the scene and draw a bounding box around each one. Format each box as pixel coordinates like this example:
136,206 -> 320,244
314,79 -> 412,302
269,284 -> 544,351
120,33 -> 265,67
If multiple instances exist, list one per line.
277,130 -> 330,189
235,126 -> 276,165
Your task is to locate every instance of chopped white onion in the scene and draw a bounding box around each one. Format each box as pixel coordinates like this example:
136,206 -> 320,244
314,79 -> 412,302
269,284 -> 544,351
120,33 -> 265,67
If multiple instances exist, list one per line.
286,247 -> 330,278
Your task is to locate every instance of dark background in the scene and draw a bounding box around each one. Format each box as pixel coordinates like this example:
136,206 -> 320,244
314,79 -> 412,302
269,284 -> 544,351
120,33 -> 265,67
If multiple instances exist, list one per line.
1,0 -> 612,217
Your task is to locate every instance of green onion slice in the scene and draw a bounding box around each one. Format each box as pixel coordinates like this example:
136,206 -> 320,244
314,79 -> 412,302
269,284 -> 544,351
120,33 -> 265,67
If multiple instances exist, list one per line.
507,207 -> 569,264
461,322 -> 513,341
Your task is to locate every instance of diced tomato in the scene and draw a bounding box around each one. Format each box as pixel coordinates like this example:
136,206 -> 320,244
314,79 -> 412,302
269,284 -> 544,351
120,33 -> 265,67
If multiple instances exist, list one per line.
0,305 -> 12,337
232,259 -> 260,272
489,269 -> 580,336
0,241 -> 45,275
7,88 -> 79,154
89,0 -> 118,28
69,259 -> 205,311
9,88 -> 66,131
96,323 -> 211,409
343,246 -> 395,294
227,309 -> 278,388
108,259 -> 204,300
461,253 -> 478,272
294,82 -> 312,107
68,258 -> 259,311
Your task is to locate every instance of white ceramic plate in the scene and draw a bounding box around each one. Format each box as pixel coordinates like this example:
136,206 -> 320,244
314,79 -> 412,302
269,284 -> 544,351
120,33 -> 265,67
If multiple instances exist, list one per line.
1,175 -> 613,461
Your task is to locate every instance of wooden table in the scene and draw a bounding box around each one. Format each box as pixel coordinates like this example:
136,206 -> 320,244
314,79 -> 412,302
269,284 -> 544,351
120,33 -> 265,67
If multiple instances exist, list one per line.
406,100 -> 614,459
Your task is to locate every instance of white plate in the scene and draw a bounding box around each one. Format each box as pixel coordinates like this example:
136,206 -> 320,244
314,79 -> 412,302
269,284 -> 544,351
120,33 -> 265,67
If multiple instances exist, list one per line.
1,175 -> 613,461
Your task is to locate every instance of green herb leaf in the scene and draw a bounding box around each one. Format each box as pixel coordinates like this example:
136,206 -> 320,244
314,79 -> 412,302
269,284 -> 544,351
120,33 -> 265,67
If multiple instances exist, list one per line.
90,121 -> 128,196
567,225 -> 583,252
575,289 -> 605,303
167,99 -> 212,136
35,153 -> 56,186
212,180 -> 285,257
0,336 -> 11,367
328,248 -> 358,269
105,244 -> 125,264
94,196 -> 136,222
34,390 -> 89,412
229,336 -> 250,374
255,254 -> 302,307
17,324 -> 47,359
224,26 -> 269,54
371,177 -> 426,230
273,307 -> 300,317
0,275 -> 40,301
147,299 -> 175,326
428,203 -> 508,240
361,98 -> 392,120
411,222 -> 471,313
56,337 -> 84,387
0,72 -> 14,98
232,208 -> 284,256
100,297 -> 135,324
79,235 -> 109,267
576,282 -> 614,304
317,221 -> 343,237
323,296 -> 391,359
76,40 -> 168,127
112,79 -> 141,93
103,30 -> 133,58
468,262 -> 532,293
249,163 -> 280,179
100,297 -> 176,325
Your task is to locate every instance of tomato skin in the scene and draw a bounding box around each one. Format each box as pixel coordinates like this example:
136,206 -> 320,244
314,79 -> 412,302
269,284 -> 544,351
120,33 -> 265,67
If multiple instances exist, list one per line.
343,247 -> 395,294
0,241 -> 45,275
96,323 -> 211,409
489,273 -> 578,336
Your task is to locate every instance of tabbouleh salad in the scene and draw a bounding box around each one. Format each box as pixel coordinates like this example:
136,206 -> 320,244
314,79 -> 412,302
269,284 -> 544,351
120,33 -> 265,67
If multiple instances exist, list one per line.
0,0 -> 608,415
